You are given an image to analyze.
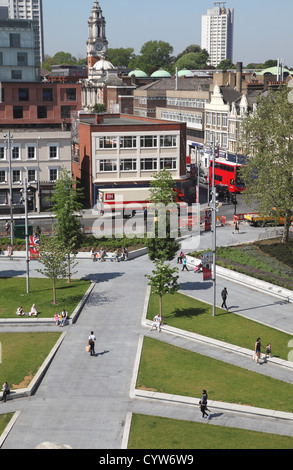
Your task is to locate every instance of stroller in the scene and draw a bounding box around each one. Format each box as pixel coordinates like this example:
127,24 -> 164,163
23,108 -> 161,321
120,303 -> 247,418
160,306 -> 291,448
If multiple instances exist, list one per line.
194,263 -> 203,273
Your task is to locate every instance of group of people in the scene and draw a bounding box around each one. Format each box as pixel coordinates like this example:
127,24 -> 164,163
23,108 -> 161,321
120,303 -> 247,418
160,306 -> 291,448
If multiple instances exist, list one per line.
16,304 -> 38,317
91,247 -> 128,262
54,309 -> 69,327
177,250 -> 189,271
254,337 -> 272,365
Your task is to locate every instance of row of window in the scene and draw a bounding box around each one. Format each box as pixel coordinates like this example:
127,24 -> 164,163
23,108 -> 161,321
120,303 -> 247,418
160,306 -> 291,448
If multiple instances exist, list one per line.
0,168 -> 59,185
206,112 -> 228,127
97,135 -> 177,149
166,97 -> 208,109
3,105 -> 72,119
0,87 -> 76,103
161,111 -> 203,126
99,157 -> 177,173
0,144 -> 60,160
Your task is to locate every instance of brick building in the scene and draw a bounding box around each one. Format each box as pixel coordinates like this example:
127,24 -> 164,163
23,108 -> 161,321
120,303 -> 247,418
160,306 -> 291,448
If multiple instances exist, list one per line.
72,113 -> 189,208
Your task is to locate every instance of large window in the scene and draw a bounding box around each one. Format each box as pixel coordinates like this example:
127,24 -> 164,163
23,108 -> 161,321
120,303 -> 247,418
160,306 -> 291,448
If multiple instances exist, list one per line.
0,171 -> 6,183
18,88 -> 29,101
160,135 -> 177,147
140,158 -> 157,171
43,88 -> 53,102
100,160 -> 117,172
0,147 -> 6,160
13,106 -> 23,119
27,169 -> 37,182
10,33 -> 20,48
27,146 -> 36,160
99,137 -> 117,149
140,135 -> 157,148
120,136 -> 137,148
48,145 -> 59,159
37,106 -> 47,119
17,52 -> 28,66
160,158 -> 177,170
12,170 -> 21,183
66,88 -> 76,102
120,159 -> 137,172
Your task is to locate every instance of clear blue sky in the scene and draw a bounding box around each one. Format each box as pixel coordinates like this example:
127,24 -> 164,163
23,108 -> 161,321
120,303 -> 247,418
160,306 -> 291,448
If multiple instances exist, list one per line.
43,0 -> 293,67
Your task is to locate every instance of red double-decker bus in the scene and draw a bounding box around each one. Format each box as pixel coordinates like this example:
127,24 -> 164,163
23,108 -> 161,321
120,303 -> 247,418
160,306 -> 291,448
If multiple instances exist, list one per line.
209,159 -> 245,194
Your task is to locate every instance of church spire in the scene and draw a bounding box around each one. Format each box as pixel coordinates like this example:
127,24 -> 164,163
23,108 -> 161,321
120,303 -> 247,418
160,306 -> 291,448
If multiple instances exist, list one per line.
87,1 -> 108,72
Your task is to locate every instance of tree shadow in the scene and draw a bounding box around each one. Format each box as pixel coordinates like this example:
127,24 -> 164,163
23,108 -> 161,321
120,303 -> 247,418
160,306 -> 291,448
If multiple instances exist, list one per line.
172,306 -> 208,319
180,281 -> 213,291
81,272 -> 124,283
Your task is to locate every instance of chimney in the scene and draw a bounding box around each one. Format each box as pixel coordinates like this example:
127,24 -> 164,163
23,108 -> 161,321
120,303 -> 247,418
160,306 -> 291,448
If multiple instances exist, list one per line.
236,62 -> 243,93
95,113 -> 104,125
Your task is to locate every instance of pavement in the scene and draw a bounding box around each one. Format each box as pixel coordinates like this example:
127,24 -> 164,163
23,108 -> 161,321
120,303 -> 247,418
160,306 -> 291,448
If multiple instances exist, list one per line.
0,223 -> 293,449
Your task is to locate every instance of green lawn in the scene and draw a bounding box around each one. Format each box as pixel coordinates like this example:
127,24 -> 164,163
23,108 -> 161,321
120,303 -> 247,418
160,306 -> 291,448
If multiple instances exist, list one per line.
0,414 -> 14,437
128,414 -> 293,449
0,332 -> 61,388
0,277 -> 91,319
137,337 -> 293,413
148,291 -> 293,360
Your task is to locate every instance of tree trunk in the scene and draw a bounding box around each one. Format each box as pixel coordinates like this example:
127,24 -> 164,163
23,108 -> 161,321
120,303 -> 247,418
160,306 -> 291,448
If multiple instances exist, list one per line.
67,253 -> 71,283
159,295 -> 162,317
53,278 -> 56,304
282,211 -> 292,244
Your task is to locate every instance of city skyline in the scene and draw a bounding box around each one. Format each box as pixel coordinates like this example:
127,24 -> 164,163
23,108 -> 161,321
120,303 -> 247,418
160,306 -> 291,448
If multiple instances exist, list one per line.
43,0 -> 293,67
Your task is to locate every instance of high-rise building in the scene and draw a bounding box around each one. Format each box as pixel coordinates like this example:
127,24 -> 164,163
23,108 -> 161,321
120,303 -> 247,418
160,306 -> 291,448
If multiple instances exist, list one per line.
201,2 -> 234,68
0,0 -> 44,62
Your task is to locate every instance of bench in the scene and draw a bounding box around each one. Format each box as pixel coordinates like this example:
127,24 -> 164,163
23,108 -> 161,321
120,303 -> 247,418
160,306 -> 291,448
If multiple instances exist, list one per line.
91,252 -> 126,262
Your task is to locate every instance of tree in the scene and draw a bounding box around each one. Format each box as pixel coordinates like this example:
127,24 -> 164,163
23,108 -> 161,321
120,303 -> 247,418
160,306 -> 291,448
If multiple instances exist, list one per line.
50,168 -> 84,282
145,261 -> 180,316
175,50 -> 209,71
37,235 -> 67,304
217,59 -> 234,71
146,169 -> 180,261
108,47 -> 136,67
130,40 -> 174,76
240,85 -> 293,243
92,103 -> 107,114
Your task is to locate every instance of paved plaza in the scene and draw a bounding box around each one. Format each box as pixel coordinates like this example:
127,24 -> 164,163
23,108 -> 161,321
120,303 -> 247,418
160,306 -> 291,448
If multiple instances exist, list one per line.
0,224 -> 293,449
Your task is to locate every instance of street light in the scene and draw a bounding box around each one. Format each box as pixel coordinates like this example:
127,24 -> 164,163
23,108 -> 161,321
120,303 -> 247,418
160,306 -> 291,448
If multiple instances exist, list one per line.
3,131 -> 14,246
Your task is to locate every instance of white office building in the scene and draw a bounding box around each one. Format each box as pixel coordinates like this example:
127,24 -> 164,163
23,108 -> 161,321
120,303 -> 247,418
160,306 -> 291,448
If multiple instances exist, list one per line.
0,0 -> 44,62
201,3 -> 234,68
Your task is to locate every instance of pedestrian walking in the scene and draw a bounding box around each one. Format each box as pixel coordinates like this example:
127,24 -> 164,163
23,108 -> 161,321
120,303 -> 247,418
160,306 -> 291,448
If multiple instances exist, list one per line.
254,337 -> 262,365
182,257 -> 188,271
1,382 -> 10,403
199,390 -> 210,420
221,287 -> 228,309
266,343 -> 272,359
88,331 -> 96,356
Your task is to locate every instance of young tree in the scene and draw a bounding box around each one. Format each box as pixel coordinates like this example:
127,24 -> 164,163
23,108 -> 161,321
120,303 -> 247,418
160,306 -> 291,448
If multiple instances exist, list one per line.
50,168 -> 84,282
145,261 -> 180,316
240,85 -> 293,243
146,169 -> 180,261
37,235 -> 67,304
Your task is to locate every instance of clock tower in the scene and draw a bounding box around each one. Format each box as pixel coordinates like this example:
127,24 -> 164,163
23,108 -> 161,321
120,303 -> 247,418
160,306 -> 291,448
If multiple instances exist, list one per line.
87,1 -> 109,72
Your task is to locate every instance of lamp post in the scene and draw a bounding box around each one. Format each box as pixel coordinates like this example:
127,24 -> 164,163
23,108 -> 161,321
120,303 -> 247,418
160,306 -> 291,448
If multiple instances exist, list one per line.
21,178 -> 33,294
211,138 -> 218,317
4,131 -> 14,246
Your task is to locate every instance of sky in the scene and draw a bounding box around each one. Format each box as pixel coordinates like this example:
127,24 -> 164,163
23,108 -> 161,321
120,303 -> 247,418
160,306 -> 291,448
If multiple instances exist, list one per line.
42,0 -> 293,67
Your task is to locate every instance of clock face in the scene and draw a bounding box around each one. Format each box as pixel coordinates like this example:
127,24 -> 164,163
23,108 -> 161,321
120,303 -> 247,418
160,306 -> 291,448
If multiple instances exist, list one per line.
95,42 -> 103,52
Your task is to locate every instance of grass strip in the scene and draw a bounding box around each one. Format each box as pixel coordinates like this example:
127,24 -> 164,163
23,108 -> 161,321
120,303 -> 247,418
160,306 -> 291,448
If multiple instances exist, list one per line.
0,277 -> 91,319
128,414 -> 293,449
147,291 -> 292,360
137,337 -> 293,413
0,332 -> 61,388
